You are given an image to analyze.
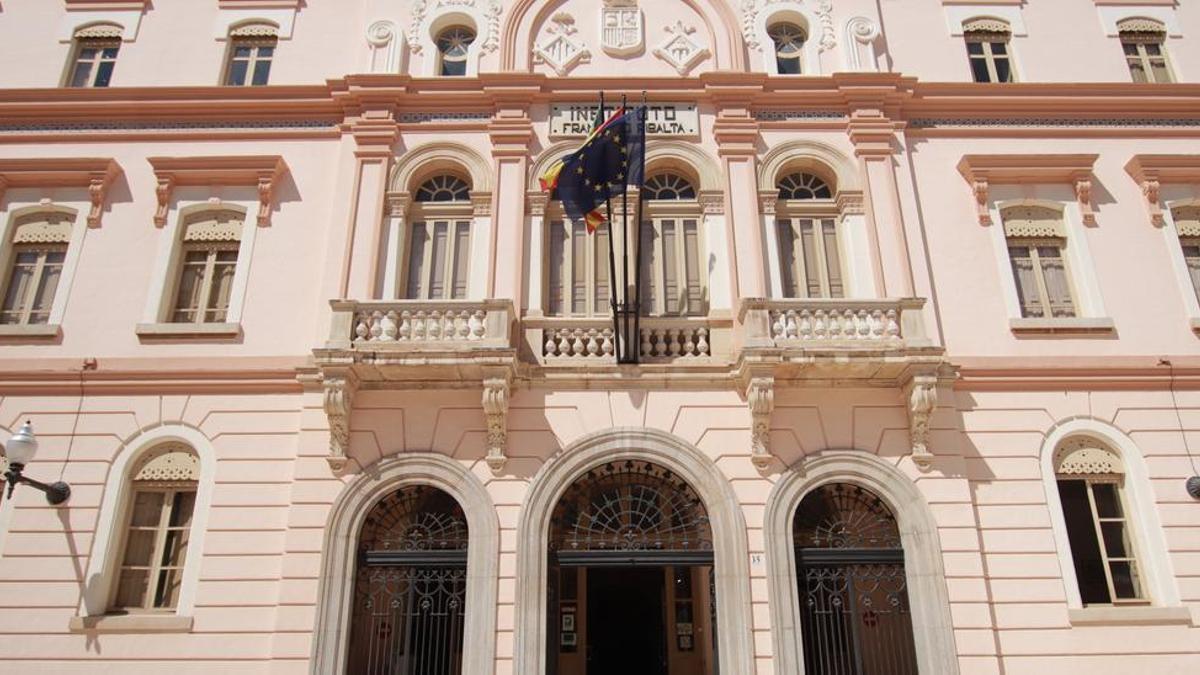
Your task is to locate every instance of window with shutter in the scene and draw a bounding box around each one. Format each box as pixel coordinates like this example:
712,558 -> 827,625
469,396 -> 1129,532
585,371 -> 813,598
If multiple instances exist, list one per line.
1118,19 -> 1173,84
640,174 -> 705,316
963,19 -> 1014,83
1172,206 -> 1200,303
404,175 -> 473,300
1,209 -> 74,325
1001,205 -> 1076,318
170,209 -> 244,324
775,173 -> 844,298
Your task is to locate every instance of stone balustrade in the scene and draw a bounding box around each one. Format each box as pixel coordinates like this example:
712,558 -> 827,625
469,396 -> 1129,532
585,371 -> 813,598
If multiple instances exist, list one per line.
739,298 -> 930,349
327,299 -> 514,349
535,317 -> 715,361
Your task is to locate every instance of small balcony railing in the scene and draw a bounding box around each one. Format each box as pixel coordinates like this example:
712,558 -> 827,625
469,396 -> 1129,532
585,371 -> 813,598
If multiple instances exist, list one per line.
527,315 -> 727,363
326,299 -> 514,349
739,298 -> 930,350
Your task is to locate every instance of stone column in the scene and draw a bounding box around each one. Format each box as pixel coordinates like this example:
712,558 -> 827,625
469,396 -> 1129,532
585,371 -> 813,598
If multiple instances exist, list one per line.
343,119 -> 399,299
525,192 -> 548,316
845,98 -> 915,298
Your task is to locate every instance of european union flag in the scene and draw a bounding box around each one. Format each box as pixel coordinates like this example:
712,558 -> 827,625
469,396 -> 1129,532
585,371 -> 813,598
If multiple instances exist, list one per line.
542,106 -> 646,232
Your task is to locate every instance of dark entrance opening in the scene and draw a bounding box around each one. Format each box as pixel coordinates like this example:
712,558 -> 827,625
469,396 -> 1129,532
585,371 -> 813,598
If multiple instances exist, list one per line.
586,567 -> 666,675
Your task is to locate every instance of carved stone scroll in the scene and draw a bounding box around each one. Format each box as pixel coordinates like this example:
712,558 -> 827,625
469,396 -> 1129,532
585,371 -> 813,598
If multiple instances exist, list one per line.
483,375 -> 511,472
903,374 -> 937,470
747,376 -> 775,468
323,373 -> 358,473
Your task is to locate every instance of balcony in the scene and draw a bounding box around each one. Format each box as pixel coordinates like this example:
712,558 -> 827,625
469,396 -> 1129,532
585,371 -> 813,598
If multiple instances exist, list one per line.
737,297 -> 943,382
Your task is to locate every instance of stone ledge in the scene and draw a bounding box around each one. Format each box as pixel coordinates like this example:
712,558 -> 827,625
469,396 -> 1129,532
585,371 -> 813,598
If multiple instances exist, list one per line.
1068,606 -> 1193,626
136,322 -> 241,339
1010,317 -> 1116,335
0,324 -> 61,341
1191,317 -> 1200,333
69,614 -> 193,633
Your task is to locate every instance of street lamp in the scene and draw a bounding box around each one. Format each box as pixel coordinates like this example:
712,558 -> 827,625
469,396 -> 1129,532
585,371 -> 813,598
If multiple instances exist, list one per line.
3,421 -> 70,506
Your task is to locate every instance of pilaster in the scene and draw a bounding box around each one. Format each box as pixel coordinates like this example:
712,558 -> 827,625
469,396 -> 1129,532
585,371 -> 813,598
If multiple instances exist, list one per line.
486,88 -> 536,311
343,116 -> 399,299
710,82 -> 766,299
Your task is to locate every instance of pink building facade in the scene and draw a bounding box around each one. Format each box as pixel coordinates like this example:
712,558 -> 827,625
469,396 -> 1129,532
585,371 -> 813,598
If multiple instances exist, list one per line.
0,1 -> 1198,673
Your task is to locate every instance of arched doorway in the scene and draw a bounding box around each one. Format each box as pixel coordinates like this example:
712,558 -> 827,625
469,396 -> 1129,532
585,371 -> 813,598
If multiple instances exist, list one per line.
548,459 -> 718,675
793,483 -> 919,675
348,485 -> 469,675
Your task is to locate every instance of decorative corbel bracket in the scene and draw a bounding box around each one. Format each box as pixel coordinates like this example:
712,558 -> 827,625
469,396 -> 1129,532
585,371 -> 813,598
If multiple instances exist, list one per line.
322,371 -> 359,474
903,374 -> 938,470
0,158 -> 121,228
746,375 -> 775,468
1125,155 -> 1200,227
482,373 -> 512,473
1074,176 -> 1096,226
972,179 -> 991,226
148,155 -> 288,228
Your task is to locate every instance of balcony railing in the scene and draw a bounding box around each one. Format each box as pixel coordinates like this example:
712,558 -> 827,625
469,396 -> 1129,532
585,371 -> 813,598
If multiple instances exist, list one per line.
739,298 -> 930,350
327,299 -> 514,349
527,315 -> 728,363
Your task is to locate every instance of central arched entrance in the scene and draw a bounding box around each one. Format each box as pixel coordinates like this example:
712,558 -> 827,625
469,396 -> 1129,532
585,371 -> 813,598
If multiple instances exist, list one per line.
547,459 -> 718,675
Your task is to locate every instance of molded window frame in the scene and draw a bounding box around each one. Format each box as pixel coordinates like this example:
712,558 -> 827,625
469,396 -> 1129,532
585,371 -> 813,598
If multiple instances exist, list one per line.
72,427 -> 216,633
964,27 -> 1015,83
109,482 -> 199,614
1162,198 -> 1200,327
402,176 -> 475,301
544,204 -> 613,317
775,172 -> 846,299
753,4 -> 822,77
0,202 -> 88,339
640,174 -> 708,317
66,36 -> 121,88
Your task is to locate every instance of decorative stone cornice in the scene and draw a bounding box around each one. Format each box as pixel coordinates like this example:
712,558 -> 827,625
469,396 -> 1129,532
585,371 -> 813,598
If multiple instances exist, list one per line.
148,155 -> 287,227
902,373 -> 937,470
482,373 -> 511,473
65,0 -> 149,10
746,375 -> 774,469
322,370 -> 358,474
957,154 -> 1098,226
1125,155 -> 1200,226
0,158 -> 120,228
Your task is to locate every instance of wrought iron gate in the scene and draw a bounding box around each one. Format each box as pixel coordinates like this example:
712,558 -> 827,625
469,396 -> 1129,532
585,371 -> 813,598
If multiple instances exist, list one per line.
795,484 -> 918,675
349,486 -> 468,675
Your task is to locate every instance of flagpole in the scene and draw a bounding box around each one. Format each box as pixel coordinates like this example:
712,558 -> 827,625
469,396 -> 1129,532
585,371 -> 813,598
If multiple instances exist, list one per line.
598,92 -> 623,362
632,93 -> 647,366
619,94 -> 633,364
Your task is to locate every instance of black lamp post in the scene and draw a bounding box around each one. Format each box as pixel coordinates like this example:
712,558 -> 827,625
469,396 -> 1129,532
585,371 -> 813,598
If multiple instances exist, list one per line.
3,421 -> 70,506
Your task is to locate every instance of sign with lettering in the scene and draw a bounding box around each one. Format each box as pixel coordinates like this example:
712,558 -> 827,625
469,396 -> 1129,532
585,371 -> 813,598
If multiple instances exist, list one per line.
550,103 -> 699,138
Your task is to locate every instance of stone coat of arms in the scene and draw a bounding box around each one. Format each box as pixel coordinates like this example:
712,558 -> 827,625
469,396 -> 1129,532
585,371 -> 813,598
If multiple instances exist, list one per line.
601,0 -> 643,56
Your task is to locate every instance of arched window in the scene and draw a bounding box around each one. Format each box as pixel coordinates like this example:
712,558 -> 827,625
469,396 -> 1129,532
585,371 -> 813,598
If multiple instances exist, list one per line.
768,22 -> 806,75
1118,18 -> 1173,83
1000,204 -> 1076,318
67,24 -> 122,88
775,172 -> 844,298
224,22 -> 278,86
794,483 -> 919,674
1053,437 -> 1144,605
170,207 -> 245,324
349,485 -> 469,674
641,173 -> 704,316
963,18 -> 1014,83
1,208 -> 74,325
404,175 -> 473,299
109,444 -> 200,612
436,25 -> 476,77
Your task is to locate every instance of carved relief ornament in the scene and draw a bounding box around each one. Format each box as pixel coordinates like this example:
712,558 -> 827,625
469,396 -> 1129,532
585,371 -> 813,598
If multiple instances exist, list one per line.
534,13 -> 590,76
600,0 -> 643,56
742,0 -> 836,52
654,21 -> 710,75
323,373 -> 358,473
408,0 -> 502,54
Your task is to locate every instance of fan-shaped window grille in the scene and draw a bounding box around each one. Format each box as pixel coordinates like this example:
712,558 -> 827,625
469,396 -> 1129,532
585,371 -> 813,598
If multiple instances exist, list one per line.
181,208 -> 244,243
415,175 -> 471,203
1000,205 -> 1065,238
793,483 -> 902,550
768,22 -> 806,75
1054,437 -> 1125,477
778,172 -> 833,200
437,26 -> 476,77
10,209 -> 74,245
359,486 -> 469,554
131,443 -> 200,482
550,460 -> 711,553
642,173 -> 696,201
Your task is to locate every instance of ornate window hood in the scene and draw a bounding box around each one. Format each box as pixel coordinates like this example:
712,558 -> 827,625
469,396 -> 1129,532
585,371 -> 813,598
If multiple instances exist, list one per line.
148,155 -> 287,226
957,154 -> 1099,225
0,157 -> 121,227
1125,154 -> 1200,225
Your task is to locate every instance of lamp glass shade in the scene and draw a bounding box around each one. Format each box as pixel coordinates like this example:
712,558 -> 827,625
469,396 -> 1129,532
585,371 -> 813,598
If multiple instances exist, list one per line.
4,422 -> 38,465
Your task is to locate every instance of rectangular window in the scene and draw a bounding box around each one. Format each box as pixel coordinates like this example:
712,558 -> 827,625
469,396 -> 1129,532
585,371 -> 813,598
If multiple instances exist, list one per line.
547,219 -> 612,316
1058,479 -> 1144,605
225,38 -> 275,86
171,243 -> 239,323
1008,239 -> 1076,318
1122,35 -> 1172,83
68,38 -> 119,88
965,33 -> 1013,83
0,244 -> 66,325
111,487 -> 196,612
640,218 -> 704,316
1181,238 -> 1200,304
777,218 -> 844,299
404,220 -> 471,300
